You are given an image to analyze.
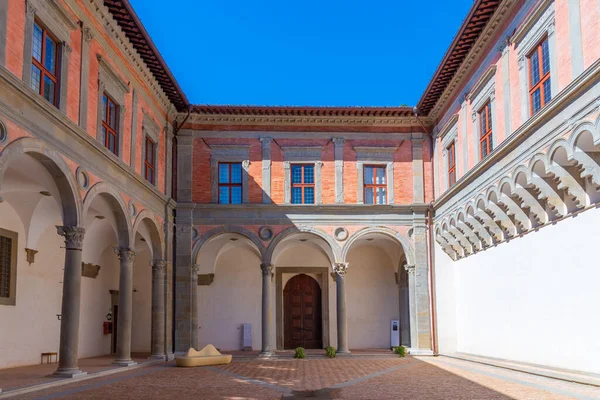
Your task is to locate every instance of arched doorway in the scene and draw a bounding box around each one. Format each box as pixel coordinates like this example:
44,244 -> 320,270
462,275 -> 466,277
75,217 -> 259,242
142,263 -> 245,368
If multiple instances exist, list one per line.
284,274 -> 322,349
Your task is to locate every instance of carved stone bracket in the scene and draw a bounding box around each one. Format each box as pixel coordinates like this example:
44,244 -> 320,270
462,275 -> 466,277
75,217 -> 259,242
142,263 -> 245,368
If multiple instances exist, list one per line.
197,273 -> 215,286
25,248 -> 38,265
81,262 -> 101,279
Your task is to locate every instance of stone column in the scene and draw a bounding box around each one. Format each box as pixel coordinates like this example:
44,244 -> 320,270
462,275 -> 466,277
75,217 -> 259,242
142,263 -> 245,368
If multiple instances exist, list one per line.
113,247 -> 137,366
190,264 -> 200,350
54,226 -> 86,378
404,264 -> 418,349
150,260 -> 166,359
260,263 -> 274,357
78,26 -> 93,129
412,222 -> 433,353
333,262 -> 350,354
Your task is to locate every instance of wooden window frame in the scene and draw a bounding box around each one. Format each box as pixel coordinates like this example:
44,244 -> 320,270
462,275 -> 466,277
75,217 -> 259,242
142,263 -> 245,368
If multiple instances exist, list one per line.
144,136 -> 156,185
31,20 -> 59,107
102,93 -> 119,156
363,164 -> 387,205
528,36 -> 551,115
218,162 -> 243,204
479,101 -> 493,159
291,163 -> 315,205
0,228 -> 18,306
447,142 -> 456,186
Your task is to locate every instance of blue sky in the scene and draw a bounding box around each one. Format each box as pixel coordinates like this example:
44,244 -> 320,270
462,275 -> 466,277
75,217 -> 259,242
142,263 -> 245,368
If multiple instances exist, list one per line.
129,0 -> 474,107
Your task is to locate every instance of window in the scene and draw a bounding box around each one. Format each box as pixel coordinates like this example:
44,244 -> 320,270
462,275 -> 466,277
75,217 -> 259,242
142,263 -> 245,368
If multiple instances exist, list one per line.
0,229 -> 17,306
101,93 -> 119,155
218,162 -> 242,204
528,37 -> 551,114
144,137 -> 156,185
291,164 -> 315,204
447,142 -> 456,186
363,165 -> 387,204
479,102 -> 493,158
30,21 -> 59,106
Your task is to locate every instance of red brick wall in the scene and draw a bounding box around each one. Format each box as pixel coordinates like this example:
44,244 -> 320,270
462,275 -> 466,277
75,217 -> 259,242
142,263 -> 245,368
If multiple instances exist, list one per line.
191,136 -> 422,205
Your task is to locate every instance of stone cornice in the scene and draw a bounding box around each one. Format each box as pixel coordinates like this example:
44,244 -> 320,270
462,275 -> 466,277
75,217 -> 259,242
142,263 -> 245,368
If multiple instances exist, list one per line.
511,0 -> 553,45
181,113 -> 434,130
466,65 -> 497,102
429,0 -> 520,119
67,0 -> 174,116
186,202 -> 429,213
0,65 -> 169,214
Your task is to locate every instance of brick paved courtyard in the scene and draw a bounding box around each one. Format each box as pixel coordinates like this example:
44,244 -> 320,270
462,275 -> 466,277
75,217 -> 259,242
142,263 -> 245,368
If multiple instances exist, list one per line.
6,356 -> 600,400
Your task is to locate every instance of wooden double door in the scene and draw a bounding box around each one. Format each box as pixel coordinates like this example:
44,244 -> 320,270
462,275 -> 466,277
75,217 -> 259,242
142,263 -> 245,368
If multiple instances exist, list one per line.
284,274 -> 322,349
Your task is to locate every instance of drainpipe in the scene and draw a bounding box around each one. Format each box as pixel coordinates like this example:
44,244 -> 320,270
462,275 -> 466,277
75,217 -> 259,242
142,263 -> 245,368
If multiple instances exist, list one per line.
414,108 -> 439,356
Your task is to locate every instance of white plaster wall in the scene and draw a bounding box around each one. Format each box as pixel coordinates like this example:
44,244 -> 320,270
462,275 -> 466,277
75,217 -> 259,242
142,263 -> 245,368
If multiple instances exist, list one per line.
132,247 -> 152,353
79,246 -> 119,358
433,244 -> 457,353
346,245 -> 399,349
439,208 -> 600,374
0,202 -> 64,368
197,245 -> 262,351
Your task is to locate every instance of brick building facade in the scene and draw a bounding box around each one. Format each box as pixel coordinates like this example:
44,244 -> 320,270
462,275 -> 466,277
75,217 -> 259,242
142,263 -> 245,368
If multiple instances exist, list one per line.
0,0 -> 598,381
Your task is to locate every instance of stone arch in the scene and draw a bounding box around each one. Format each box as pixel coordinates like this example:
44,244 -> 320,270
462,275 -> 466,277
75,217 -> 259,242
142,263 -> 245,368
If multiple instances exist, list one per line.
0,137 -> 81,226
570,121 -> 599,149
192,225 -> 265,266
132,209 -> 165,260
266,225 -> 341,265
341,226 -> 415,265
83,182 -> 132,248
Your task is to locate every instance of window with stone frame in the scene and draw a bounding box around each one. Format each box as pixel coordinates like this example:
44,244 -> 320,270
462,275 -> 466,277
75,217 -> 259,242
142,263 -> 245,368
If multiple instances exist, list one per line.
96,55 -> 129,158
528,36 -> 551,114
101,93 -> 119,155
291,164 -> 315,204
479,101 -> 493,159
363,165 -> 387,204
22,0 -> 77,113
30,20 -> 60,107
0,229 -> 18,306
447,141 -> 456,186
218,162 -> 242,204
144,136 -> 156,185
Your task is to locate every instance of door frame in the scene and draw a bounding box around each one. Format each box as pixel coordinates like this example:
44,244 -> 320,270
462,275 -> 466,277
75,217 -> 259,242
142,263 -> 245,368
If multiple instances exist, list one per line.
276,267 -> 330,350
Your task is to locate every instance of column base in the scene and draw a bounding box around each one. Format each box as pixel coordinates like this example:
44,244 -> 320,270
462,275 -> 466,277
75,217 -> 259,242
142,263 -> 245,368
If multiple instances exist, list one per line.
52,368 -> 87,378
112,359 -> 138,367
259,350 -> 275,358
336,350 -> 352,356
148,354 -> 167,361
166,352 -> 175,361
407,348 -> 434,356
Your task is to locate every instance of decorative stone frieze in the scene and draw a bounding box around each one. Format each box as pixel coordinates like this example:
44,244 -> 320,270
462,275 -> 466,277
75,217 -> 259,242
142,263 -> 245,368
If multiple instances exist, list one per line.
436,117 -> 600,260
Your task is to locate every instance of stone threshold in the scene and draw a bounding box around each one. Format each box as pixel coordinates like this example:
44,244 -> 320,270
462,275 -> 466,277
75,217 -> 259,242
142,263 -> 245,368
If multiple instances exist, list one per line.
443,352 -> 600,387
0,358 -> 164,399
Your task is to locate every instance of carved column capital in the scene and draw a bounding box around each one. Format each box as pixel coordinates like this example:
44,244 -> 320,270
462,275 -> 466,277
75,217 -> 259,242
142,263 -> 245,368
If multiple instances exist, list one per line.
242,159 -> 250,169
151,259 -> 166,275
259,137 -> 273,146
191,264 -> 200,276
26,0 -> 36,17
332,137 -> 346,146
114,247 -> 135,264
260,263 -> 273,276
404,264 -> 416,275
64,43 -> 72,55
332,262 -> 349,276
283,161 -> 291,170
56,226 -> 85,250
83,27 -> 94,43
